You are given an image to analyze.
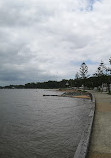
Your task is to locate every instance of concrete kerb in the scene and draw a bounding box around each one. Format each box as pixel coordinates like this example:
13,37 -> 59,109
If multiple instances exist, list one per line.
73,93 -> 96,158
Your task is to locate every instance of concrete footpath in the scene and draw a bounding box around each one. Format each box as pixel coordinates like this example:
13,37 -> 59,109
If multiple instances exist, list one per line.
87,92 -> 111,158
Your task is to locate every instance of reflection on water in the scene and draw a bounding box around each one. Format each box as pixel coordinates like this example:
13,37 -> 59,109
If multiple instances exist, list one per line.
0,89 -> 92,158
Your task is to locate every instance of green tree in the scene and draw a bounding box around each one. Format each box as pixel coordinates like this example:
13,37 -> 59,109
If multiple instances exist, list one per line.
79,62 -> 88,89
75,72 -> 80,79
80,62 -> 88,79
107,57 -> 111,93
94,61 -> 107,77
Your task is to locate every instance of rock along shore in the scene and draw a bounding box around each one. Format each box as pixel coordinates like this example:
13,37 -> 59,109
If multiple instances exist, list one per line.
59,89 -> 91,100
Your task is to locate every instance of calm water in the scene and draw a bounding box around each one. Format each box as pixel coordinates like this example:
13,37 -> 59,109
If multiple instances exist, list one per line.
0,89 -> 92,158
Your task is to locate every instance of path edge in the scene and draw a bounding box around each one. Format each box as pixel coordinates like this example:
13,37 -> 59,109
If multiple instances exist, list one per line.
73,93 -> 96,158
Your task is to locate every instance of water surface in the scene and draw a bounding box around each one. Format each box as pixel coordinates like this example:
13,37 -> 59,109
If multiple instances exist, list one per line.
0,89 -> 92,158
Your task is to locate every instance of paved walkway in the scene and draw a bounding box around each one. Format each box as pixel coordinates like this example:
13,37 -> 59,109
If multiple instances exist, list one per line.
87,92 -> 111,158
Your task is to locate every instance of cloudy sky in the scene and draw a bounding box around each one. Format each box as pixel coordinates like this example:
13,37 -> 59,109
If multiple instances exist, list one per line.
0,0 -> 111,86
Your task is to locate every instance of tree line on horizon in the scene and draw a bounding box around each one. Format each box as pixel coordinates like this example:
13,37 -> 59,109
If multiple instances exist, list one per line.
1,58 -> 111,92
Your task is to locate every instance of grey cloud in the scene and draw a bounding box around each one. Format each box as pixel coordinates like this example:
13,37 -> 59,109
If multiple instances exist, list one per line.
0,0 -> 56,27
0,63 -> 57,85
0,0 -> 111,86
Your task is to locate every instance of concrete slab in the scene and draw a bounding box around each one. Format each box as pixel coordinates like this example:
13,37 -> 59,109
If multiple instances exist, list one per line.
87,92 -> 111,158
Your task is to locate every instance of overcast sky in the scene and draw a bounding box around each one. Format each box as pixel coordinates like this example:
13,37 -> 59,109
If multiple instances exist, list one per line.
0,0 -> 111,86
